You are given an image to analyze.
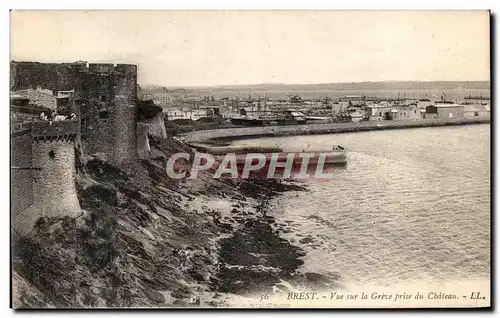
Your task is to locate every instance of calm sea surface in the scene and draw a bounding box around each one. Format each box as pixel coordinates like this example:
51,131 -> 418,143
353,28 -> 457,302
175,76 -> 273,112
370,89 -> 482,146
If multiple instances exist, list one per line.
232,124 -> 490,287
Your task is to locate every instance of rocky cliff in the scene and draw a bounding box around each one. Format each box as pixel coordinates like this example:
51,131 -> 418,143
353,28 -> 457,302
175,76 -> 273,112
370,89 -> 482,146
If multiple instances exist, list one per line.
12,135 -> 333,308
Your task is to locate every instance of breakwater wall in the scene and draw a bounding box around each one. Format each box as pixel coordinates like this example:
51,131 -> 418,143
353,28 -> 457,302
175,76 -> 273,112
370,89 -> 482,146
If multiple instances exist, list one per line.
183,117 -> 491,144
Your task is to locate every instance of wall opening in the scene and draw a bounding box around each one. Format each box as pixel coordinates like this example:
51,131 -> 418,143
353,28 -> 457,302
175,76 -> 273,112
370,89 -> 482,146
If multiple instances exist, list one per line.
48,150 -> 56,160
99,110 -> 110,119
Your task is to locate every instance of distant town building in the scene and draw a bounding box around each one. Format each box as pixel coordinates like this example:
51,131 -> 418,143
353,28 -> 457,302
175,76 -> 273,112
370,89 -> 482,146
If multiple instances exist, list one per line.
283,110 -> 306,123
165,108 -> 212,121
331,101 -> 349,115
463,104 -> 490,118
386,104 -> 422,121
366,104 -> 388,121
417,99 -> 433,109
239,103 -> 273,117
141,92 -> 175,106
346,104 -> 366,122
424,104 -> 464,119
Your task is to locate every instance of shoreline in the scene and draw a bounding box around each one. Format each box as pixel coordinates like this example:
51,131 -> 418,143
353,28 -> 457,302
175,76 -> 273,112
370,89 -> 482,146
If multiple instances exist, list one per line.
182,117 -> 490,144
12,136 -> 319,308
12,121 -> 490,308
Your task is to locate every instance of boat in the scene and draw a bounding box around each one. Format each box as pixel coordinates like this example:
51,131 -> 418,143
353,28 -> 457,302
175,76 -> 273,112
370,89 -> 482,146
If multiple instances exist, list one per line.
187,142 -> 347,165
208,144 -> 347,179
233,149 -> 347,166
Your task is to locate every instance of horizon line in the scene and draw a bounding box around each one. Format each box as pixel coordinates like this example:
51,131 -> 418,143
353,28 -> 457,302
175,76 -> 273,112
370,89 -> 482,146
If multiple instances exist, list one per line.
142,80 -> 491,89
9,60 -> 490,88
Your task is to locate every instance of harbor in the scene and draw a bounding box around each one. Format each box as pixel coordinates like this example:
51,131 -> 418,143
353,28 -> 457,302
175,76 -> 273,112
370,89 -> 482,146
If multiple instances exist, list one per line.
9,10 -> 491,309
229,124 -> 490,301
182,116 -> 490,144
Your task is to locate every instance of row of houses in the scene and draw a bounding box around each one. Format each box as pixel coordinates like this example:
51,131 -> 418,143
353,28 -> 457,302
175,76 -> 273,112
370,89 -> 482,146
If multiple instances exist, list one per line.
164,107 -> 216,121
153,93 -> 491,123
164,102 -> 490,123
427,103 -> 490,119
347,99 -> 490,122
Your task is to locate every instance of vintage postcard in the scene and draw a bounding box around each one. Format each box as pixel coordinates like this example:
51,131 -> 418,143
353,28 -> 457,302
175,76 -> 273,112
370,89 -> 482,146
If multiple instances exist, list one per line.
10,10 -> 490,309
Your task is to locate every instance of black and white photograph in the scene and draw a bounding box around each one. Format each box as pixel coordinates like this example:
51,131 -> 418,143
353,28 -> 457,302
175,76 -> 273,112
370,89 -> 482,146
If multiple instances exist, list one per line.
9,10 -> 491,309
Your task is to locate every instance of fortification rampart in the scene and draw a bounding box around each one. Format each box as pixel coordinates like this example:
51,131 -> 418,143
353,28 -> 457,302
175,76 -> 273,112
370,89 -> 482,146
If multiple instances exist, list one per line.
11,61 -> 138,165
11,61 -> 141,234
11,127 -> 34,223
31,120 -> 80,141
11,121 -> 81,235
109,64 -> 138,164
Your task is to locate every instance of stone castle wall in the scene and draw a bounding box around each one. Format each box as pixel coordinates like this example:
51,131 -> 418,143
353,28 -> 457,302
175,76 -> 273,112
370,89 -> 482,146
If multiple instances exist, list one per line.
11,61 -> 139,165
110,64 -> 138,165
15,88 -> 57,110
10,128 -> 34,221
11,62 -> 86,92
10,61 -> 140,234
11,122 -> 81,235
147,113 -> 168,139
137,113 -> 167,159
31,139 -> 81,219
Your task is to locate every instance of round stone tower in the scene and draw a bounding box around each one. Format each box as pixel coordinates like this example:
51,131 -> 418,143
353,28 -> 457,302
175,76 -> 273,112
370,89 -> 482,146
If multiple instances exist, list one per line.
13,121 -> 82,235
31,139 -> 81,219
31,121 -> 81,220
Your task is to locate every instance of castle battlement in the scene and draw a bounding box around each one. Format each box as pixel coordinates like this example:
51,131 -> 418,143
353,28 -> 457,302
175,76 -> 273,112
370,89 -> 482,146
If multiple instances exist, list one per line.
11,119 -> 82,235
86,63 -> 137,76
11,60 -> 141,234
31,121 -> 79,142
11,60 -> 138,165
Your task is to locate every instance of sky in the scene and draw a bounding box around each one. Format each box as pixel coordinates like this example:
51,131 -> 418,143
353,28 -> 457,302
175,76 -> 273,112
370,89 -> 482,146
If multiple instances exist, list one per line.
10,10 -> 490,86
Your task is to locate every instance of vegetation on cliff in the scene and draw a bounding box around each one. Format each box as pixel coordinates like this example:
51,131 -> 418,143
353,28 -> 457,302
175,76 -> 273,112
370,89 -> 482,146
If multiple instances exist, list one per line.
12,135 -> 319,308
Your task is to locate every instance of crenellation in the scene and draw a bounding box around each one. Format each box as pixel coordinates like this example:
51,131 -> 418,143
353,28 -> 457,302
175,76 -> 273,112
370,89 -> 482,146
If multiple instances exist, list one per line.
11,61 -> 139,165
11,120 -> 82,234
11,61 -> 140,233
31,120 -> 80,140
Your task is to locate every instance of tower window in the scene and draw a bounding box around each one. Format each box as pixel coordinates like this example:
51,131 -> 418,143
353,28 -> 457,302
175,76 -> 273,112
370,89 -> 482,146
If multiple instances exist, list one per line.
99,111 -> 109,119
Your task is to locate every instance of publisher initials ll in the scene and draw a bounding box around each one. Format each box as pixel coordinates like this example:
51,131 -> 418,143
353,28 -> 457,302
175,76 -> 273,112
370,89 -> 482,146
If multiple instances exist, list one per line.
470,292 -> 483,299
